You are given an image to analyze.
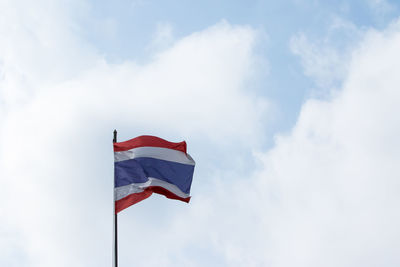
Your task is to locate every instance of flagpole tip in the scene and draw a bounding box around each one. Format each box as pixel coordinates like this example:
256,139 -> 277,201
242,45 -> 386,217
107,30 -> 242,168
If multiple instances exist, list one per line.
113,130 -> 117,143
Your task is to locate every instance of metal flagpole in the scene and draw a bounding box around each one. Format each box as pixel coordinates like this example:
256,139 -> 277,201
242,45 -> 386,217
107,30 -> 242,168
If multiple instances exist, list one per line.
113,129 -> 118,267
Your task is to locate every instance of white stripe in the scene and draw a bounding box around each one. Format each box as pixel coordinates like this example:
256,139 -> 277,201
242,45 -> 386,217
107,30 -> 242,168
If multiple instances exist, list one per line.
114,146 -> 195,165
114,177 -> 190,201
114,183 -> 145,201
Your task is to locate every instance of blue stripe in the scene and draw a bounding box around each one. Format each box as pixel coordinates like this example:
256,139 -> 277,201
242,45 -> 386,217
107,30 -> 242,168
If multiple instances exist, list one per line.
114,157 -> 194,194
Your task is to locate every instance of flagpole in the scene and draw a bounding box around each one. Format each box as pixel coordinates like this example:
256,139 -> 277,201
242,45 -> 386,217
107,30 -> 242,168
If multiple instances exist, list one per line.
113,129 -> 118,267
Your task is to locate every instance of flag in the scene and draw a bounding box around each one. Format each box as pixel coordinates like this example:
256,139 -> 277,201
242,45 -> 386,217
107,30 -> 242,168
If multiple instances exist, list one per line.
113,135 -> 195,213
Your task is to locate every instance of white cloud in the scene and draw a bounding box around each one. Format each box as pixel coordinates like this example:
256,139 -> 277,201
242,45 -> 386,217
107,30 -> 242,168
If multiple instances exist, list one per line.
291,32 -> 344,89
367,0 -> 395,16
147,22 -> 175,52
119,18 -> 400,267
0,1 -> 268,266
97,18 -> 400,267
171,18 -> 400,267
263,21 -> 400,266
290,17 -> 363,93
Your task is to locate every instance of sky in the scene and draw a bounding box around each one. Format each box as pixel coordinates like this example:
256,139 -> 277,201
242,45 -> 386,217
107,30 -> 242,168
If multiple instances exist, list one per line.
1,0 -> 400,266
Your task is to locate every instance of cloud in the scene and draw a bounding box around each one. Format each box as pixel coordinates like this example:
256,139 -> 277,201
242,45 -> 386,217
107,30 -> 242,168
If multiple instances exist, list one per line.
76,17 -> 400,267
147,22 -> 175,52
169,18 -> 400,267
0,1 -> 267,266
290,17 -> 363,92
262,20 -> 400,266
118,18 -> 400,267
367,0 -> 396,16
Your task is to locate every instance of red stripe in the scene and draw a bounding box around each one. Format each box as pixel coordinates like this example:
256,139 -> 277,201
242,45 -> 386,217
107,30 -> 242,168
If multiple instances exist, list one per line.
113,135 -> 187,153
115,191 -> 152,213
115,186 -> 191,213
147,186 -> 191,203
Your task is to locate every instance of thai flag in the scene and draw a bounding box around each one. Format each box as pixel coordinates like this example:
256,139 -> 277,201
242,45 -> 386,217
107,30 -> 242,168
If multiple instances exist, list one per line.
113,135 -> 195,213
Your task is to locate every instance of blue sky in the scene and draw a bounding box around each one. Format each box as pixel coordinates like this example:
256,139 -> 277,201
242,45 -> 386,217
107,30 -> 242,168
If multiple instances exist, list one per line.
1,0 -> 400,266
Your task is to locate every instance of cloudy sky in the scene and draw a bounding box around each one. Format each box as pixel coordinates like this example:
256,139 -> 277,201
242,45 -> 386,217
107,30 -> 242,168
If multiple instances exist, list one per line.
1,0 -> 400,266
